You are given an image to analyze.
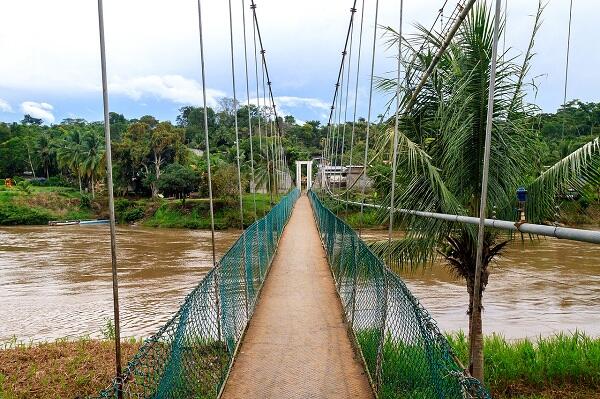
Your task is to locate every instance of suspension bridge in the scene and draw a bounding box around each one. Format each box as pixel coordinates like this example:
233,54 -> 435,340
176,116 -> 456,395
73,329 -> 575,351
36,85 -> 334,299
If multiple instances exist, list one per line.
87,0 -> 600,398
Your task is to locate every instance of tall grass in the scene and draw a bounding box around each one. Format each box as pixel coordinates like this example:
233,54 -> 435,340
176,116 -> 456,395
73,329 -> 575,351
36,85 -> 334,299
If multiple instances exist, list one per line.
447,331 -> 600,396
355,329 -> 600,398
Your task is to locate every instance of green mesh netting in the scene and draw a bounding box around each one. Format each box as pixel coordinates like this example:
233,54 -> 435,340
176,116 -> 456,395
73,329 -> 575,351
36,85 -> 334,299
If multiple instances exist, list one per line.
94,189 -> 300,399
308,190 -> 491,399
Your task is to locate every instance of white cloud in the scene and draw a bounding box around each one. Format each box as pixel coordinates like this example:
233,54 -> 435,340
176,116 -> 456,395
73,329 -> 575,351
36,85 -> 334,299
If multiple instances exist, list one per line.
273,96 -> 330,111
20,101 -> 55,123
0,99 -> 13,113
109,75 -> 225,107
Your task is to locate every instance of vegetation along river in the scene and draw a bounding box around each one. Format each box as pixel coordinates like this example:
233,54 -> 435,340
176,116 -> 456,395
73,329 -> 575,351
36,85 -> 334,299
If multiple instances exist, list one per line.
1,225 -> 598,342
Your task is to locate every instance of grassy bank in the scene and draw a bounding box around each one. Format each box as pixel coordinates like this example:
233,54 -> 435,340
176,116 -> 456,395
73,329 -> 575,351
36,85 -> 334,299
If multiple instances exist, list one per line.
141,193 -> 280,230
0,185 -> 281,229
0,338 -> 141,399
0,336 -> 230,399
0,185 -> 95,225
449,331 -> 600,398
356,329 -> 600,398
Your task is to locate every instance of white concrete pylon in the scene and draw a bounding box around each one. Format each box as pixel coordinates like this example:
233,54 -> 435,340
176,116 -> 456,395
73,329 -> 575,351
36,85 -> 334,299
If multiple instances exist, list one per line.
295,160 -> 313,191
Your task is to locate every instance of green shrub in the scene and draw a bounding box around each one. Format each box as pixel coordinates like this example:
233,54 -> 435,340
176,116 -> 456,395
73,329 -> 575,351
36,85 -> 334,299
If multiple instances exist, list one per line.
79,194 -> 92,209
15,180 -> 32,195
123,207 -> 145,223
0,204 -> 52,225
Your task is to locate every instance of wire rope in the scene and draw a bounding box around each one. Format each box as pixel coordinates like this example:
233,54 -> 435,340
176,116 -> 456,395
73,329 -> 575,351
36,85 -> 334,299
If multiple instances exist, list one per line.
388,0 -> 404,248
241,0 -> 257,220
561,0 -> 574,139
358,0 -> 380,238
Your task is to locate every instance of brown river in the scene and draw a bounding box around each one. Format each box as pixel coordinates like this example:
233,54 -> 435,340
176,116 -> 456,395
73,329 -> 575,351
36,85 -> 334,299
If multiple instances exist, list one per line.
1,225 -> 599,342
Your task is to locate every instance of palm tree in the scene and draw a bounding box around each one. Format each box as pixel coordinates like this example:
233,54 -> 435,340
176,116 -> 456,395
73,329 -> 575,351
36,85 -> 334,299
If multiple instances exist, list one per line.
56,130 -> 85,193
369,1 -> 600,382
81,130 -> 105,198
35,130 -> 55,179
253,137 -> 278,203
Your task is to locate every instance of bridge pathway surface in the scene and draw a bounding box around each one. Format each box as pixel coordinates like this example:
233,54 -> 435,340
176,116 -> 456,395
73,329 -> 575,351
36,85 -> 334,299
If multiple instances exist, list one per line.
221,195 -> 373,398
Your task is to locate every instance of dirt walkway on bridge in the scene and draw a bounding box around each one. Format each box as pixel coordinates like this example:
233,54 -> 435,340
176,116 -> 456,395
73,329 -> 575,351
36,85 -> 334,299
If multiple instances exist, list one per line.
220,195 -> 373,399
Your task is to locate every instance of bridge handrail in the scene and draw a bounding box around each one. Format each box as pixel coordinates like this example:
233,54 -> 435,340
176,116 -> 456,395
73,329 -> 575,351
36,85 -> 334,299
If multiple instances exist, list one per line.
308,190 -> 491,399
94,188 -> 301,398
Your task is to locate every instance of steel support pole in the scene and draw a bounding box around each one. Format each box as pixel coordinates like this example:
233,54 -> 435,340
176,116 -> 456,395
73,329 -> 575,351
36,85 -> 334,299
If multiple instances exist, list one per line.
96,1 -> 122,395
471,0 -> 502,382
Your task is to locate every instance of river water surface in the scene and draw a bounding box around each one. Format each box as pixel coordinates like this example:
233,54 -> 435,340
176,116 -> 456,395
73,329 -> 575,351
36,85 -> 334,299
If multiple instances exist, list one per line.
1,225 -> 599,341
0,225 -> 240,342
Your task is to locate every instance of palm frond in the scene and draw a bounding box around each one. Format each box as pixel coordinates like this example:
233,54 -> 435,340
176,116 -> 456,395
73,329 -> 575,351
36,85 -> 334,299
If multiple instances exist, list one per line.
527,137 -> 600,222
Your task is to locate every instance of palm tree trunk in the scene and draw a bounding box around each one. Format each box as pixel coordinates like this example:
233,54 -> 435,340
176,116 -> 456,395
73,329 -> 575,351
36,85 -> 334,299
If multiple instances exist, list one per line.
91,175 -> 95,199
468,282 -> 484,381
27,147 -> 36,178
78,171 -> 82,194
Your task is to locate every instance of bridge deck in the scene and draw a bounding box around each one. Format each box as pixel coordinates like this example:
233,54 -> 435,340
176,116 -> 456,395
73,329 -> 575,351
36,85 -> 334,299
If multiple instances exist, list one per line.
221,195 -> 373,399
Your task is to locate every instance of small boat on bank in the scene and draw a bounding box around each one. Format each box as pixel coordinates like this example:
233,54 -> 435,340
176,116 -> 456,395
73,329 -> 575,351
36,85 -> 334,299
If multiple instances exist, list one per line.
48,220 -> 80,226
48,219 -> 109,226
79,219 -> 109,225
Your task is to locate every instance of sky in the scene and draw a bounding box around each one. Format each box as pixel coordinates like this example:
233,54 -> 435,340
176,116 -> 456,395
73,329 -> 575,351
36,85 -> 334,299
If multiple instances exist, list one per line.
0,0 -> 598,126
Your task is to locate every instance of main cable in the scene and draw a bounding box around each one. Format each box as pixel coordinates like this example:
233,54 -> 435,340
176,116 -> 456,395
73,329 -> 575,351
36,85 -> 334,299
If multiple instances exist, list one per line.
227,0 -> 245,233
241,0 -> 257,219
358,0 -> 380,238
388,0 -> 404,249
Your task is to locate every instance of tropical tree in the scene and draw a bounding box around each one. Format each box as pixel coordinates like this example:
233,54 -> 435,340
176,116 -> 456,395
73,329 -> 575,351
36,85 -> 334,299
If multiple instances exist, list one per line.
81,129 -> 105,198
118,121 -> 185,197
34,130 -> 55,179
56,129 -> 85,193
369,1 -> 600,383
157,163 -> 201,203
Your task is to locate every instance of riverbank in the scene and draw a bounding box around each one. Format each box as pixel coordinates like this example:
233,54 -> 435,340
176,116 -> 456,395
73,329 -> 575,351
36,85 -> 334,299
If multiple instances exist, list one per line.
0,338 -> 141,399
1,332 -> 598,398
0,185 -> 279,229
448,331 -> 600,398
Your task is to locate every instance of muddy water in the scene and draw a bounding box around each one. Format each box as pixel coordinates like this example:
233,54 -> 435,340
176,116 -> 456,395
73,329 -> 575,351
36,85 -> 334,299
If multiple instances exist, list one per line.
0,225 -> 240,342
362,230 -> 600,339
1,225 -> 599,342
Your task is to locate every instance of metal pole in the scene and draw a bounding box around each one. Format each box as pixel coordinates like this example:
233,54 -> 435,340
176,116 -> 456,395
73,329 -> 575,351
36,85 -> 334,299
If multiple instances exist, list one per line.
388,0 -> 404,249
471,0 -> 502,382
227,0 -> 249,321
96,0 -> 122,394
358,0 -> 379,238
196,0 -> 221,341
378,0 -> 403,390
561,0 -> 574,139
343,198 -> 600,245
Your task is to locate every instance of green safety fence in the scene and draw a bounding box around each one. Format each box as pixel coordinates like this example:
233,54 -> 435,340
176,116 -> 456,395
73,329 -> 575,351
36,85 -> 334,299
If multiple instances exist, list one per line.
95,188 -> 300,398
308,190 -> 491,399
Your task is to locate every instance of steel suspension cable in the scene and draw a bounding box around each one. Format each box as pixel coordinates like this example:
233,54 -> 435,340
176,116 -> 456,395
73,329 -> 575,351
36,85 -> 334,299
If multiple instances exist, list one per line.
388,0 -> 404,248
334,54 -> 346,198
96,0 -> 122,392
323,2 -> 357,198
562,0 -> 574,139
471,0 -> 502,382
227,0 -> 245,233
196,0 -> 217,267
339,15 -> 355,194
241,0 -> 257,219
358,0 -> 380,238
251,3 -> 263,154
196,0 -> 221,342
227,0 -> 251,320
345,0 -> 365,211
251,1 -> 288,197
260,47 -> 273,204
328,0 -> 477,201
